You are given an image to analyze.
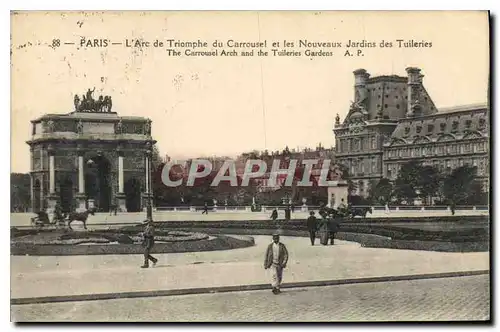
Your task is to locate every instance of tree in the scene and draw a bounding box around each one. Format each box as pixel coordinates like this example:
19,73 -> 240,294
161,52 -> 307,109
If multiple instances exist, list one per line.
467,180 -> 489,205
11,173 -> 31,212
442,165 -> 480,206
151,145 -> 163,169
368,178 -> 393,204
418,165 -> 441,205
393,160 -> 422,204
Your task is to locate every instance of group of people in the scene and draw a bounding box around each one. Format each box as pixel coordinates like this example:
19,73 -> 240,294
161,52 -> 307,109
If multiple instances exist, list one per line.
139,202 -> 347,296
262,202 -> 347,295
306,210 -> 340,246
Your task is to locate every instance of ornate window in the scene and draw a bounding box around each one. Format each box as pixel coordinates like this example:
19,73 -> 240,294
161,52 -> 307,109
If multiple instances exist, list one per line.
416,126 -> 422,134
451,121 -> 459,132
465,120 -> 472,129
427,124 -> 434,133
478,118 -> 486,128
440,123 -> 446,131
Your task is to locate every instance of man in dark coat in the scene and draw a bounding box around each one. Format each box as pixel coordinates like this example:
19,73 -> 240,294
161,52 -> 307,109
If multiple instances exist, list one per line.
306,211 -> 318,245
328,215 -> 341,245
270,208 -> 278,221
202,202 -> 209,214
141,219 -> 158,268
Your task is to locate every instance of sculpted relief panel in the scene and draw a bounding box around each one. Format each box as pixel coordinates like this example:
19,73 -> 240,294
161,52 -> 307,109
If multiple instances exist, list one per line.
123,151 -> 145,171
82,122 -> 115,134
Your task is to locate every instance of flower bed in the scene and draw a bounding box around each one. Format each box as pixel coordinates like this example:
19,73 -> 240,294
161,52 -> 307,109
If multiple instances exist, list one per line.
10,228 -> 254,256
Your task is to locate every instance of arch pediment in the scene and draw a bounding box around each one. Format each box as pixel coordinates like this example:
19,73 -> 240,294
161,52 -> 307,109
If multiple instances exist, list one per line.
412,136 -> 432,144
436,133 -> 456,142
389,138 -> 408,146
462,131 -> 483,140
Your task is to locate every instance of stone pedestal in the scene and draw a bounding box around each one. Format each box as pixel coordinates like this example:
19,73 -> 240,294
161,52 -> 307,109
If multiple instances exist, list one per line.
75,193 -> 87,212
301,204 -> 308,212
46,194 -> 58,216
115,193 -> 127,212
142,193 -> 153,213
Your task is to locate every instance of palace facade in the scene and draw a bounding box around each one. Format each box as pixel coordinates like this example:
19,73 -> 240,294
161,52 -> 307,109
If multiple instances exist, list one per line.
334,67 -> 489,197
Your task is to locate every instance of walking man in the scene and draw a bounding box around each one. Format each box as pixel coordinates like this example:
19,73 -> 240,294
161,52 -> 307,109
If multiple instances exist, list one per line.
202,202 -> 209,214
264,233 -> 289,294
141,219 -> 158,268
306,211 -> 318,245
328,215 -> 340,245
270,208 -> 278,221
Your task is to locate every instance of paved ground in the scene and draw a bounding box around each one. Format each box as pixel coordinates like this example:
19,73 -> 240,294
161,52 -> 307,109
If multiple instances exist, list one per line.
11,275 -> 490,322
10,208 -> 488,227
11,235 -> 489,300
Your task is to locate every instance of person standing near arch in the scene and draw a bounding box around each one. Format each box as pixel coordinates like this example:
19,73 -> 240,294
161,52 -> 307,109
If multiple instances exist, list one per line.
141,219 -> 158,268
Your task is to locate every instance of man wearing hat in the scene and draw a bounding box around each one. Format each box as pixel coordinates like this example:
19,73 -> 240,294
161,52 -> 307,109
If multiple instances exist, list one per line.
306,211 -> 318,246
264,233 -> 289,294
141,218 -> 158,268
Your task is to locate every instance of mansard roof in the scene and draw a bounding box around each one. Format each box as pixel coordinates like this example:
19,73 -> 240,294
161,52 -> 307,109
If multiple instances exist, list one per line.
387,103 -> 488,146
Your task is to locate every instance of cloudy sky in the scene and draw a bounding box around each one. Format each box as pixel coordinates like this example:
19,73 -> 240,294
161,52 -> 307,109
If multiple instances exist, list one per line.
11,11 -> 489,173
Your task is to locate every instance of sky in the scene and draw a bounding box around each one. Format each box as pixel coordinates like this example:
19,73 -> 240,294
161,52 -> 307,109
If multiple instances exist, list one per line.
10,11 -> 489,173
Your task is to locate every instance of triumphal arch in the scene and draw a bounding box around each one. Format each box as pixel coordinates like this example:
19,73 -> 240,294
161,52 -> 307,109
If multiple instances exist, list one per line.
27,89 -> 156,213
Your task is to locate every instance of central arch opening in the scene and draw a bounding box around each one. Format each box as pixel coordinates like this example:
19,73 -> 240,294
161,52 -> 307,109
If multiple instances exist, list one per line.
59,176 -> 74,213
125,178 -> 142,212
85,155 -> 111,212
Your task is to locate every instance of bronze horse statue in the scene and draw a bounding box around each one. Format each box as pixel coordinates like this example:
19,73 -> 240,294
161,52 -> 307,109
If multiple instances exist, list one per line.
67,208 -> 96,230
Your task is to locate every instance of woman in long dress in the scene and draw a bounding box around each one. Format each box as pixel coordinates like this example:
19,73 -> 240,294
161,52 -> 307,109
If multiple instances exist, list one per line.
319,217 -> 329,245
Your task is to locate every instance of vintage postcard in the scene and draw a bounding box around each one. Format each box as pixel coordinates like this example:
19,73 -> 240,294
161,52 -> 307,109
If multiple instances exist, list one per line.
10,10 -> 490,322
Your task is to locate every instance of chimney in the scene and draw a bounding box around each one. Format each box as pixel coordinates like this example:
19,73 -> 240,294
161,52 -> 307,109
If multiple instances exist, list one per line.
405,67 -> 423,117
353,68 -> 370,106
